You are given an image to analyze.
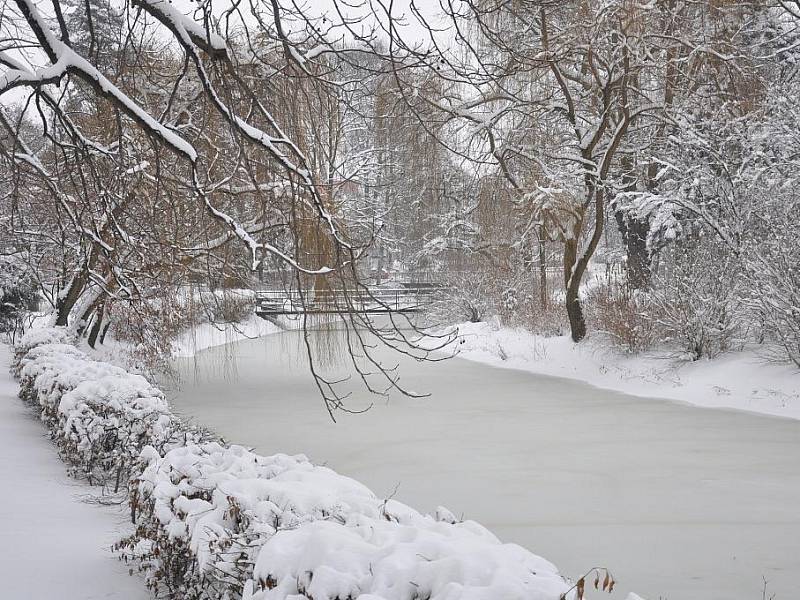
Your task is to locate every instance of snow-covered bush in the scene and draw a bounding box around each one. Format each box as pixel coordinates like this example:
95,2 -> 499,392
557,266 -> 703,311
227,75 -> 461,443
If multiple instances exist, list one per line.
749,255 -> 800,367
19,343 -> 127,420
739,191 -> 800,366
57,374 -> 180,487
430,272 -> 497,324
649,243 -> 743,360
247,516 -> 566,600
118,442 -> 570,600
14,330 -> 191,486
12,325 -> 75,373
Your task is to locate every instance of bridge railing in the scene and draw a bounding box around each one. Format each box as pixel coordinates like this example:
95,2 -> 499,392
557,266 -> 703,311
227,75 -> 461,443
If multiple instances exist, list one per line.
255,286 -> 443,315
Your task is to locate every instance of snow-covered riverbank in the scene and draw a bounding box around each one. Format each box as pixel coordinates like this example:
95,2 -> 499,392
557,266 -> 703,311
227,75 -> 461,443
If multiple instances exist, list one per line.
0,344 -> 148,600
171,314 -> 283,358
173,315 -> 800,422
454,321 -> 800,421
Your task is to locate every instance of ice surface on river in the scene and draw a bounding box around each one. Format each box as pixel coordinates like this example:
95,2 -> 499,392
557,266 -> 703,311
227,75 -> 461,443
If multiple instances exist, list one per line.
165,328 -> 800,600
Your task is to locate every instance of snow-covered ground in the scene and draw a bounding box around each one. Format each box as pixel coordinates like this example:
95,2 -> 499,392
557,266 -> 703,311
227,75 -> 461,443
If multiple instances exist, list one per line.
0,344 -> 149,600
455,321 -> 800,421
172,313 -> 282,358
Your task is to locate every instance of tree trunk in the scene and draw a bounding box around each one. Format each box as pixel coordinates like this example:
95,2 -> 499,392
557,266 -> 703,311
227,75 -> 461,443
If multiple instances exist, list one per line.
615,211 -> 651,289
87,302 -> 105,348
562,236 -> 587,342
99,321 -> 111,345
562,185 -> 608,343
614,154 -> 652,289
55,270 -> 88,326
565,284 -> 587,342
538,224 -> 548,309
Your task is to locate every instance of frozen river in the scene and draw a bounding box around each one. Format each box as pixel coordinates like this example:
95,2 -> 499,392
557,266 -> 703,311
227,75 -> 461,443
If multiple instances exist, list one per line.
165,328 -> 800,600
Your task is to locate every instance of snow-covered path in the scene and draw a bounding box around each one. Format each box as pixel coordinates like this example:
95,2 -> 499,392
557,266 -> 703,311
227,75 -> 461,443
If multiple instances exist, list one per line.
166,329 -> 800,600
0,344 -> 148,600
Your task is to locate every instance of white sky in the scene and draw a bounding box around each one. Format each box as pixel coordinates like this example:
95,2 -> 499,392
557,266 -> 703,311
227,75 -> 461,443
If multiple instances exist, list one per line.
1,0 -> 452,108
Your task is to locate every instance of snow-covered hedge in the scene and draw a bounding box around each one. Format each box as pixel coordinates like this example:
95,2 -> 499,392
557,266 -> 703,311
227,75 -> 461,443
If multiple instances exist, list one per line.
119,442 -> 569,600
14,327 -> 573,600
13,326 -> 75,374
14,327 -> 190,486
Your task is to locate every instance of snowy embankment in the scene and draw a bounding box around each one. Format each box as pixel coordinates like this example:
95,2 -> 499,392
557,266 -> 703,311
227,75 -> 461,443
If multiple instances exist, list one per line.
10,326 -> 581,600
0,342 -> 148,600
455,321 -> 800,421
172,313 -> 283,358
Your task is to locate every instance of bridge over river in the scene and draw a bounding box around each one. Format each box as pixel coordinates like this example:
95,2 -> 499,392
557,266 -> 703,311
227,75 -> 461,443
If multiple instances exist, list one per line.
255,284 -> 442,316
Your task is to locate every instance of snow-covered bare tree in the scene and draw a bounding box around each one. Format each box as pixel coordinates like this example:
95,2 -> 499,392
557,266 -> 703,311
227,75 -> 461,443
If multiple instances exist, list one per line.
379,1 -> 667,341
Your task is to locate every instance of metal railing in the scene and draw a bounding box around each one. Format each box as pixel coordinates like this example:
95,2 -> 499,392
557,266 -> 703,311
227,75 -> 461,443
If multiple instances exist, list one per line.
255,286 -> 442,315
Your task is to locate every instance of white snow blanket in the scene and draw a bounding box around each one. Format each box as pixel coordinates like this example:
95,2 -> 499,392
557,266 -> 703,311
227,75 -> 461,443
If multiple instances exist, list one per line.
14,327 -> 573,600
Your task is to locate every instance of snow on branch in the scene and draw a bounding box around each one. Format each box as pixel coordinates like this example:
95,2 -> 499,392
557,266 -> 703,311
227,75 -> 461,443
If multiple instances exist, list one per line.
4,0 -> 198,160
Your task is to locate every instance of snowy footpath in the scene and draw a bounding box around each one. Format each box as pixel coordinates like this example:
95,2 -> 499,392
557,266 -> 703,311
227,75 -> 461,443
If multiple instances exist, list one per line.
0,344 -> 148,600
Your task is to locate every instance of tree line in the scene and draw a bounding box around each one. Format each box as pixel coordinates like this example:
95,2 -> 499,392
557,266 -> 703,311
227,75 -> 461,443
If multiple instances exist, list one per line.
2,0 -> 799,399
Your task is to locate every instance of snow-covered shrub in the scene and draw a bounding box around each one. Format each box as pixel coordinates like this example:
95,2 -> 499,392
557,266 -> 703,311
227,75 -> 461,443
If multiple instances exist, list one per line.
16,342 -> 95,407
14,331 -> 191,486
740,202 -> 800,367
117,442 -> 570,600
57,374 -> 180,487
12,325 -> 74,373
750,258 -> 800,367
431,275 -> 495,324
247,515 -> 567,600
119,443 -> 372,598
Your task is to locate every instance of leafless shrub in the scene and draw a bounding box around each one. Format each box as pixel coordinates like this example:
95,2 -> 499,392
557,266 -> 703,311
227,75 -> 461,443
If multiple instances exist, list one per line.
524,297 -> 570,338
743,233 -> 800,367
648,242 -> 743,360
586,278 -> 656,353
197,289 -> 255,325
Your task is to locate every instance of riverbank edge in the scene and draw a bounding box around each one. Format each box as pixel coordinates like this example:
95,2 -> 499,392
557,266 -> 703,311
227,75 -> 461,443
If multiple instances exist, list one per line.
454,321 -> 800,422
173,316 -> 800,422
